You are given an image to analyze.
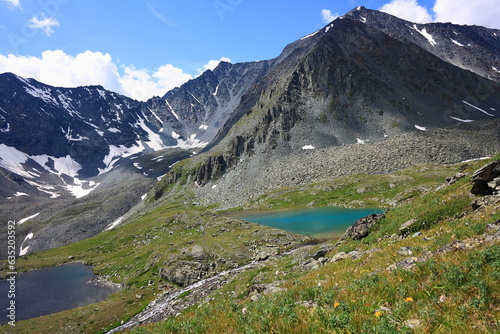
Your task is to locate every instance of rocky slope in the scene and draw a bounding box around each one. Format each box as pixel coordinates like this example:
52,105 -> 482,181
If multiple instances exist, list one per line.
152,10 -> 500,206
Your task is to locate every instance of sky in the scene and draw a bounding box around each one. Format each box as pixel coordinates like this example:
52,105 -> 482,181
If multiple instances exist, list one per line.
0,0 -> 499,101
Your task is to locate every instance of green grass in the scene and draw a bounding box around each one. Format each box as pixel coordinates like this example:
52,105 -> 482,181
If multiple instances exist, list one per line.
126,156 -> 500,334
2,155 -> 499,333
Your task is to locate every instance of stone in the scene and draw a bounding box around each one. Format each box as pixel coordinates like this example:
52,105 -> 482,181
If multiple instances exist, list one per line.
330,252 -> 348,263
399,218 -> 417,232
347,250 -> 363,259
340,213 -> 385,240
295,300 -> 318,309
263,286 -> 288,296
250,294 -> 262,302
471,195 -> 499,210
471,160 -> 500,195
301,259 -> 320,271
181,245 -> 206,260
160,260 -> 217,287
397,247 -> 413,256
446,172 -> 466,185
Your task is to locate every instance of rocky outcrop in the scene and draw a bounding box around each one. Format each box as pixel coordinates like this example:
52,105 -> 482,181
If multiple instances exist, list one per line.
471,160 -> 500,195
159,260 -> 218,287
340,213 -> 385,240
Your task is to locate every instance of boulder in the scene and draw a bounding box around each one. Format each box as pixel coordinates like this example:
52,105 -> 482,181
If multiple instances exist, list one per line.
471,160 -> 500,195
160,260 -> 216,287
446,172 -> 467,185
341,213 -> 385,240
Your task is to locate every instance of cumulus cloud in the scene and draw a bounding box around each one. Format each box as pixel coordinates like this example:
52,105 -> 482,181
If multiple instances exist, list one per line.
380,0 -> 500,28
200,57 -> 231,73
0,50 -> 195,101
321,9 -> 338,24
28,15 -> 60,36
433,0 -> 500,29
379,0 -> 433,23
120,64 -> 193,100
1,0 -> 20,7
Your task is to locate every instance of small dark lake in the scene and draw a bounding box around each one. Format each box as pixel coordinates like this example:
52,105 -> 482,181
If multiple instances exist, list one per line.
233,206 -> 384,239
0,262 -> 119,324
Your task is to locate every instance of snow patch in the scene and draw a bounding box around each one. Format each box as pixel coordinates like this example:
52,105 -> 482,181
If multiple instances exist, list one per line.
98,142 -> 145,174
302,145 -> 315,150
356,138 -> 366,144
172,134 -> 208,149
18,212 -> 40,225
135,119 -> 165,151
413,25 -> 437,46
462,101 -> 494,117
61,126 -> 89,141
493,66 -> 500,74
460,157 -> 490,163
105,216 -> 124,230
108,127 -> 121,133
65,179 -> 99,198
360,16 -> 366,23
188,92 -> 202,105
450,116 -> 474,123
0,144 -> 32,178
24,85 -> 58,105
165,100 -> 180,120
141,193 -> 147,200
25,179 -> 61,198
19,233 -> 34,256
199,124 -> 208,130
300,30 -> 320,40
451,39 -> 464,47
325,23 -> 335,33
415,125 -> 427,131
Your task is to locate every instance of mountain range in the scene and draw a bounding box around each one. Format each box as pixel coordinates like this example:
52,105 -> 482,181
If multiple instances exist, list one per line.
0,6 -> 499,257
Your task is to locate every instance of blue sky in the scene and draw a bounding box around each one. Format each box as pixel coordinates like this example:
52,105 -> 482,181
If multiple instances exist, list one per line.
0,0 -> 498,100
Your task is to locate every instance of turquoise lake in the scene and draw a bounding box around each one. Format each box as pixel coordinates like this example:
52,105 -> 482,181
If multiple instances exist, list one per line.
234,207 -> 384,239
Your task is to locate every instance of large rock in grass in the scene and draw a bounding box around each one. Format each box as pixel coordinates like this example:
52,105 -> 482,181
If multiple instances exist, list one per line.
159,260 -> 217,287
471,160 -> 500,195
340,213 -> 385,240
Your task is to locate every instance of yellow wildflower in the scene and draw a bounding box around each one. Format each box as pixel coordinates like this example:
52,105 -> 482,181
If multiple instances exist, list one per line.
374,311 -> 383,317
334,302 -> 340,308
405,297 -> 414,302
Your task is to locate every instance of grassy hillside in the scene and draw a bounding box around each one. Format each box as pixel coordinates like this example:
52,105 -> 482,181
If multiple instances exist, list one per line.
1,155 -> 498,333
128,155 -> 500,333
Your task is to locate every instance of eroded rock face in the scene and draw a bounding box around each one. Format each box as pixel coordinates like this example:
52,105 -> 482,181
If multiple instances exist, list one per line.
471,160 -> 500,195
159,261 -> 217,287
341,213 -> 385,240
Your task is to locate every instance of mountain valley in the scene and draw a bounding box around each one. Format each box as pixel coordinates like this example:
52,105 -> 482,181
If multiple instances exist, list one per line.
0,6 -> 499,333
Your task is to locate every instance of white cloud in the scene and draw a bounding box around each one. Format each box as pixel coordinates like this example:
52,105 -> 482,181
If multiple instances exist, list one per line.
1,0 -> 20,7
120,64 -> 193,100
379,0 -> 500,29
321,9 -> 338,24
433,0 -> 500,29
379,0 -> 433,23
0,50 -> 195,101
28,15 -> 60,36
200,57 -> 231,73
